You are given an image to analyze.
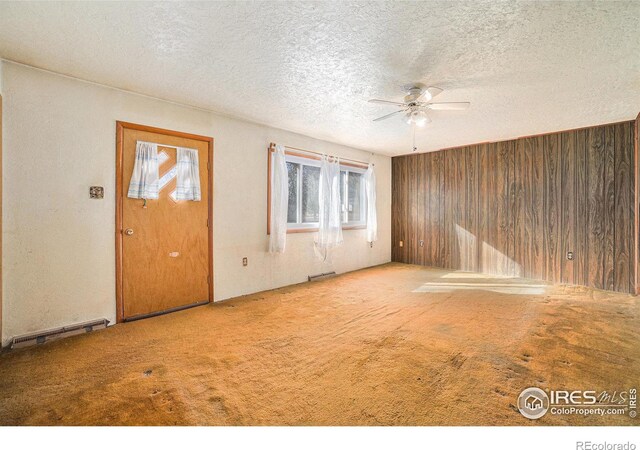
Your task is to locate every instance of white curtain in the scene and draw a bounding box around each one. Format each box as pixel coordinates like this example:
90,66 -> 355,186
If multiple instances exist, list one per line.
128,141 -> 159,199
175,148 -> 201,201
269,144 -> 288,253
316,155 -> 343,253
364,163 -> 377,243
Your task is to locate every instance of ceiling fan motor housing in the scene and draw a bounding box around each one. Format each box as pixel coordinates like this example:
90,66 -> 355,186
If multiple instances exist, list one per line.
404,86 -> 425,103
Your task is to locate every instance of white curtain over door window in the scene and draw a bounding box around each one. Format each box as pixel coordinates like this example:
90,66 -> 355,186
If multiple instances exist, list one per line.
175,148 -> 201,201
269,144 -> 288,253
128,141 -> 159,199
316,155 -> 343,253
364,163 -> 377,243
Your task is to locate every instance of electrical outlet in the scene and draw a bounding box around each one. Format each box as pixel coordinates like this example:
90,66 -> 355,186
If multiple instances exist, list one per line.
419,240 -> 424,247
369,241 -> 373,248
567,251 -> 574,261
242,257 -> 248,266
399,240 -> 404,248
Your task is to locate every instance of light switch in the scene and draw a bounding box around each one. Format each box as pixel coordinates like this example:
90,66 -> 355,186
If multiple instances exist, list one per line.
89,186 -> 104,199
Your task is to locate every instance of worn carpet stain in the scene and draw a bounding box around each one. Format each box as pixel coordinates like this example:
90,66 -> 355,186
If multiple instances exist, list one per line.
0,263 -> 638,425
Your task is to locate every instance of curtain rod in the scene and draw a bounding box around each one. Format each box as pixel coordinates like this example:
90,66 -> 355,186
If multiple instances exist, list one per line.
270,142 -> 374,167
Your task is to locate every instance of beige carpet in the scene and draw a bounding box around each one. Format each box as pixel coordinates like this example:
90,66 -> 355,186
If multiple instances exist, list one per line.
0,263 -> 638,425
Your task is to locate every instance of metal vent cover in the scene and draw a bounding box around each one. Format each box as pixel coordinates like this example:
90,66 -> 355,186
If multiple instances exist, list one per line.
10,319 -> 109,349
308,272 -> 337,282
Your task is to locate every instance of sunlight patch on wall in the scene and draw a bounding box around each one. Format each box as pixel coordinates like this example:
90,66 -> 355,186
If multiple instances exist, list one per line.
455,224 -> 477,272
453,224 -> 522,277
440,272 -> 511,279
481,241 -> 522,277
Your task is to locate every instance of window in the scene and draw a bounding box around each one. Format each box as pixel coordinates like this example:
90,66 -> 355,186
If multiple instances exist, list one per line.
279,153 -> 366,231
339,169 -> 366,226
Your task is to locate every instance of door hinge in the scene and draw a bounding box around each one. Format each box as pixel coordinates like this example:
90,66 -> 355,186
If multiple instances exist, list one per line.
206,219 -> 209,227
207,275 -> 211,285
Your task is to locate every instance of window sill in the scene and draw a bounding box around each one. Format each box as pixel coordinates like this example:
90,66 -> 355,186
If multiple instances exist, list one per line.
285,225 -> 366,234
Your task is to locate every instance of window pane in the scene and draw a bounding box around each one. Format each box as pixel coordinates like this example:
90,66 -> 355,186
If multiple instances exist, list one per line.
287,162 -> 299,223
348,172 -> 364,222
302,165 -> 320,223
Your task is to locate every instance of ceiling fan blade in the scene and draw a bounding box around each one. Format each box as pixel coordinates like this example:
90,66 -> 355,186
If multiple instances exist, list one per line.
415,86 -> 444,102
426,102 -> 470,111
368,99 -> 406,107
373,109 -> 406,122
426,86 -> 443,99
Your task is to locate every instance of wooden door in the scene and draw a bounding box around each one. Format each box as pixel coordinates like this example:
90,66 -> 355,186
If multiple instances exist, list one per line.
116,122 -> 213,321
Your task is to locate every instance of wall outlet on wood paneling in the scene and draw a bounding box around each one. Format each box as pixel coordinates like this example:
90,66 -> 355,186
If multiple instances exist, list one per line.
399,240 -> 404,248
419,240 -> 424,247
567,251 -> 574,261
242,257 -> 248,266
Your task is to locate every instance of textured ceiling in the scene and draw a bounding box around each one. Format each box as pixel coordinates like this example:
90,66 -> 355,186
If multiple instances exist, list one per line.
0,1 -> 639,156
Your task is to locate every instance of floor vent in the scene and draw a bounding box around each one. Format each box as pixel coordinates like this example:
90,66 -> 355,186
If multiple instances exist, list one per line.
308,271 -> 337,282
10,319 -> 109,349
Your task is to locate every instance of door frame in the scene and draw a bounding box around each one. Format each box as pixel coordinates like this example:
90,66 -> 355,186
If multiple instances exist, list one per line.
115,121 -> 214,323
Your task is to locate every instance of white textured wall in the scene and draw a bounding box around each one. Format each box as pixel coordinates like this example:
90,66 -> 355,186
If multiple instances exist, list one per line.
1,62 -> 391,345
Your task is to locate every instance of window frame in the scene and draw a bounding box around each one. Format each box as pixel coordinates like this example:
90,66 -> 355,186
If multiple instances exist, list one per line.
267,147 -> 368,234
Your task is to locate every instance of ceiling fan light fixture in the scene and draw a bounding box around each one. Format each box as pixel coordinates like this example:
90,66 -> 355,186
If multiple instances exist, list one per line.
406,110 -> 428,127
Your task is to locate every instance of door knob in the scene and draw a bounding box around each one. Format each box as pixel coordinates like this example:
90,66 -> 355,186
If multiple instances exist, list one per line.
124,228 -> 134,236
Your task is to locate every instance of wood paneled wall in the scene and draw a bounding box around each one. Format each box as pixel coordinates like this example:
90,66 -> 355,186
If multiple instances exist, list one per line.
0,95 -> 3,340
392,121 -> 637,293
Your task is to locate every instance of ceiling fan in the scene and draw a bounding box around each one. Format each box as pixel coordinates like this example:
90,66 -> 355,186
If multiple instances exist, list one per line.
369,83 -> 470,126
